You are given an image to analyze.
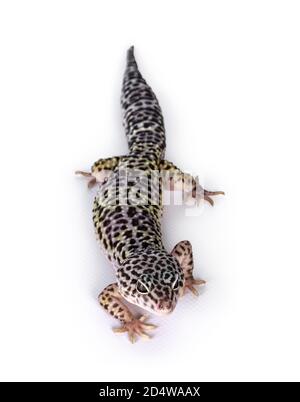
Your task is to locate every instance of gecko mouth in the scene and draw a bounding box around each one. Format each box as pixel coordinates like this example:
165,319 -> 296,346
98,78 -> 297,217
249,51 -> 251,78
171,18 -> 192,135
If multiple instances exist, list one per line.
155,300 -> 174,315
138,299 -> 175,316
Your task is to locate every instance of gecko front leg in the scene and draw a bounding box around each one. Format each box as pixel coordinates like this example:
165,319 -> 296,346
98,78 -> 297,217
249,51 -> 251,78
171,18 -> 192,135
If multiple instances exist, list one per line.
98,283 -> 157,343
171,240 -> 206,296
76,156 -> 123,188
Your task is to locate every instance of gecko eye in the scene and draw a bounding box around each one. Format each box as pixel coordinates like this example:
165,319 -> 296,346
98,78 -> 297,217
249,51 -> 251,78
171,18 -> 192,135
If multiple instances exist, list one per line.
172,275 -> 179,290
136,279 -> 150,294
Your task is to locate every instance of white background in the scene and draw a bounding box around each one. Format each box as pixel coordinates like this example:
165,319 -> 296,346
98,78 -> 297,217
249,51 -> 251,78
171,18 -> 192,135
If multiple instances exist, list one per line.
0,0 -> 300,382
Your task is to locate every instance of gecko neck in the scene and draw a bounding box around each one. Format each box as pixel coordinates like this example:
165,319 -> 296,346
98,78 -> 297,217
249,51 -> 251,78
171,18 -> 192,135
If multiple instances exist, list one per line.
123,244 -> 167,263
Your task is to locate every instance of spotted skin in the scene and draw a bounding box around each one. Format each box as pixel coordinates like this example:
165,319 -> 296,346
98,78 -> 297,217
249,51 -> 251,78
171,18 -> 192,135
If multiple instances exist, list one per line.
77,47 -> 224,342
171,241 -> 206,296
121,46 -> 166,159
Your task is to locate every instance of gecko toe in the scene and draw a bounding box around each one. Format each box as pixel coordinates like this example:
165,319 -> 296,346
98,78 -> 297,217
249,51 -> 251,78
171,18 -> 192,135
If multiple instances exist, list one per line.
112,316 -> 157,343
184,277 -> 206,297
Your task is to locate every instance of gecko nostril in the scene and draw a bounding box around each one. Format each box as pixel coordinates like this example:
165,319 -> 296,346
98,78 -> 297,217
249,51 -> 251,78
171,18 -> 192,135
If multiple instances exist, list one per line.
158,300 -> 172,310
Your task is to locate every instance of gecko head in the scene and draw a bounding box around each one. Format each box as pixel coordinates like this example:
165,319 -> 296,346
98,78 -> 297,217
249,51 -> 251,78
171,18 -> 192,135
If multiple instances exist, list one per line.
116,250 -> 184,315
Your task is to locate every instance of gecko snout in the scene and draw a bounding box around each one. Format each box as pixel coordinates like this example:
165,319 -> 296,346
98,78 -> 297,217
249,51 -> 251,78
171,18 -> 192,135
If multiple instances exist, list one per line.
157,299 -> 173,313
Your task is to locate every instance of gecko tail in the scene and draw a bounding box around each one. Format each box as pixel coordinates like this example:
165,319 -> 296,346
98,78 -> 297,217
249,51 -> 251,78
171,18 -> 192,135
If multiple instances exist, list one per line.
127,46 -> 135,63
126,46 -> 137,67
121,46 -> 166,157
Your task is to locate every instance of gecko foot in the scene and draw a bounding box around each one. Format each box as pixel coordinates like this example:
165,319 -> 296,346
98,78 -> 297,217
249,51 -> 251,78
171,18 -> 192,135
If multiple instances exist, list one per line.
192,177 -> 225,207
75,170 -> 97,189
202,190 -> 225,207
112,315 -> 157,343
184,277 -> 206,296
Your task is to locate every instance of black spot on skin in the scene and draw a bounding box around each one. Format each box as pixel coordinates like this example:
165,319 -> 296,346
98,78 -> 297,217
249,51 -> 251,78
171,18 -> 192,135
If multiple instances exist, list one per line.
124,230 -> 132,238
118,219 -> 128,225
117,242 -> 124,253
122,272 -> 130,281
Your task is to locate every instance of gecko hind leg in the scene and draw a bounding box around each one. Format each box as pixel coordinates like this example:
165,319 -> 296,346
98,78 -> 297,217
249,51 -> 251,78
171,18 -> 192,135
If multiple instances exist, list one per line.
193,177 -> 225,207
160,160 -> 224,207
75,171 -> 97,188
75,156 -> 122,189
171,240 -> 206,296
98,283 -> 157,343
